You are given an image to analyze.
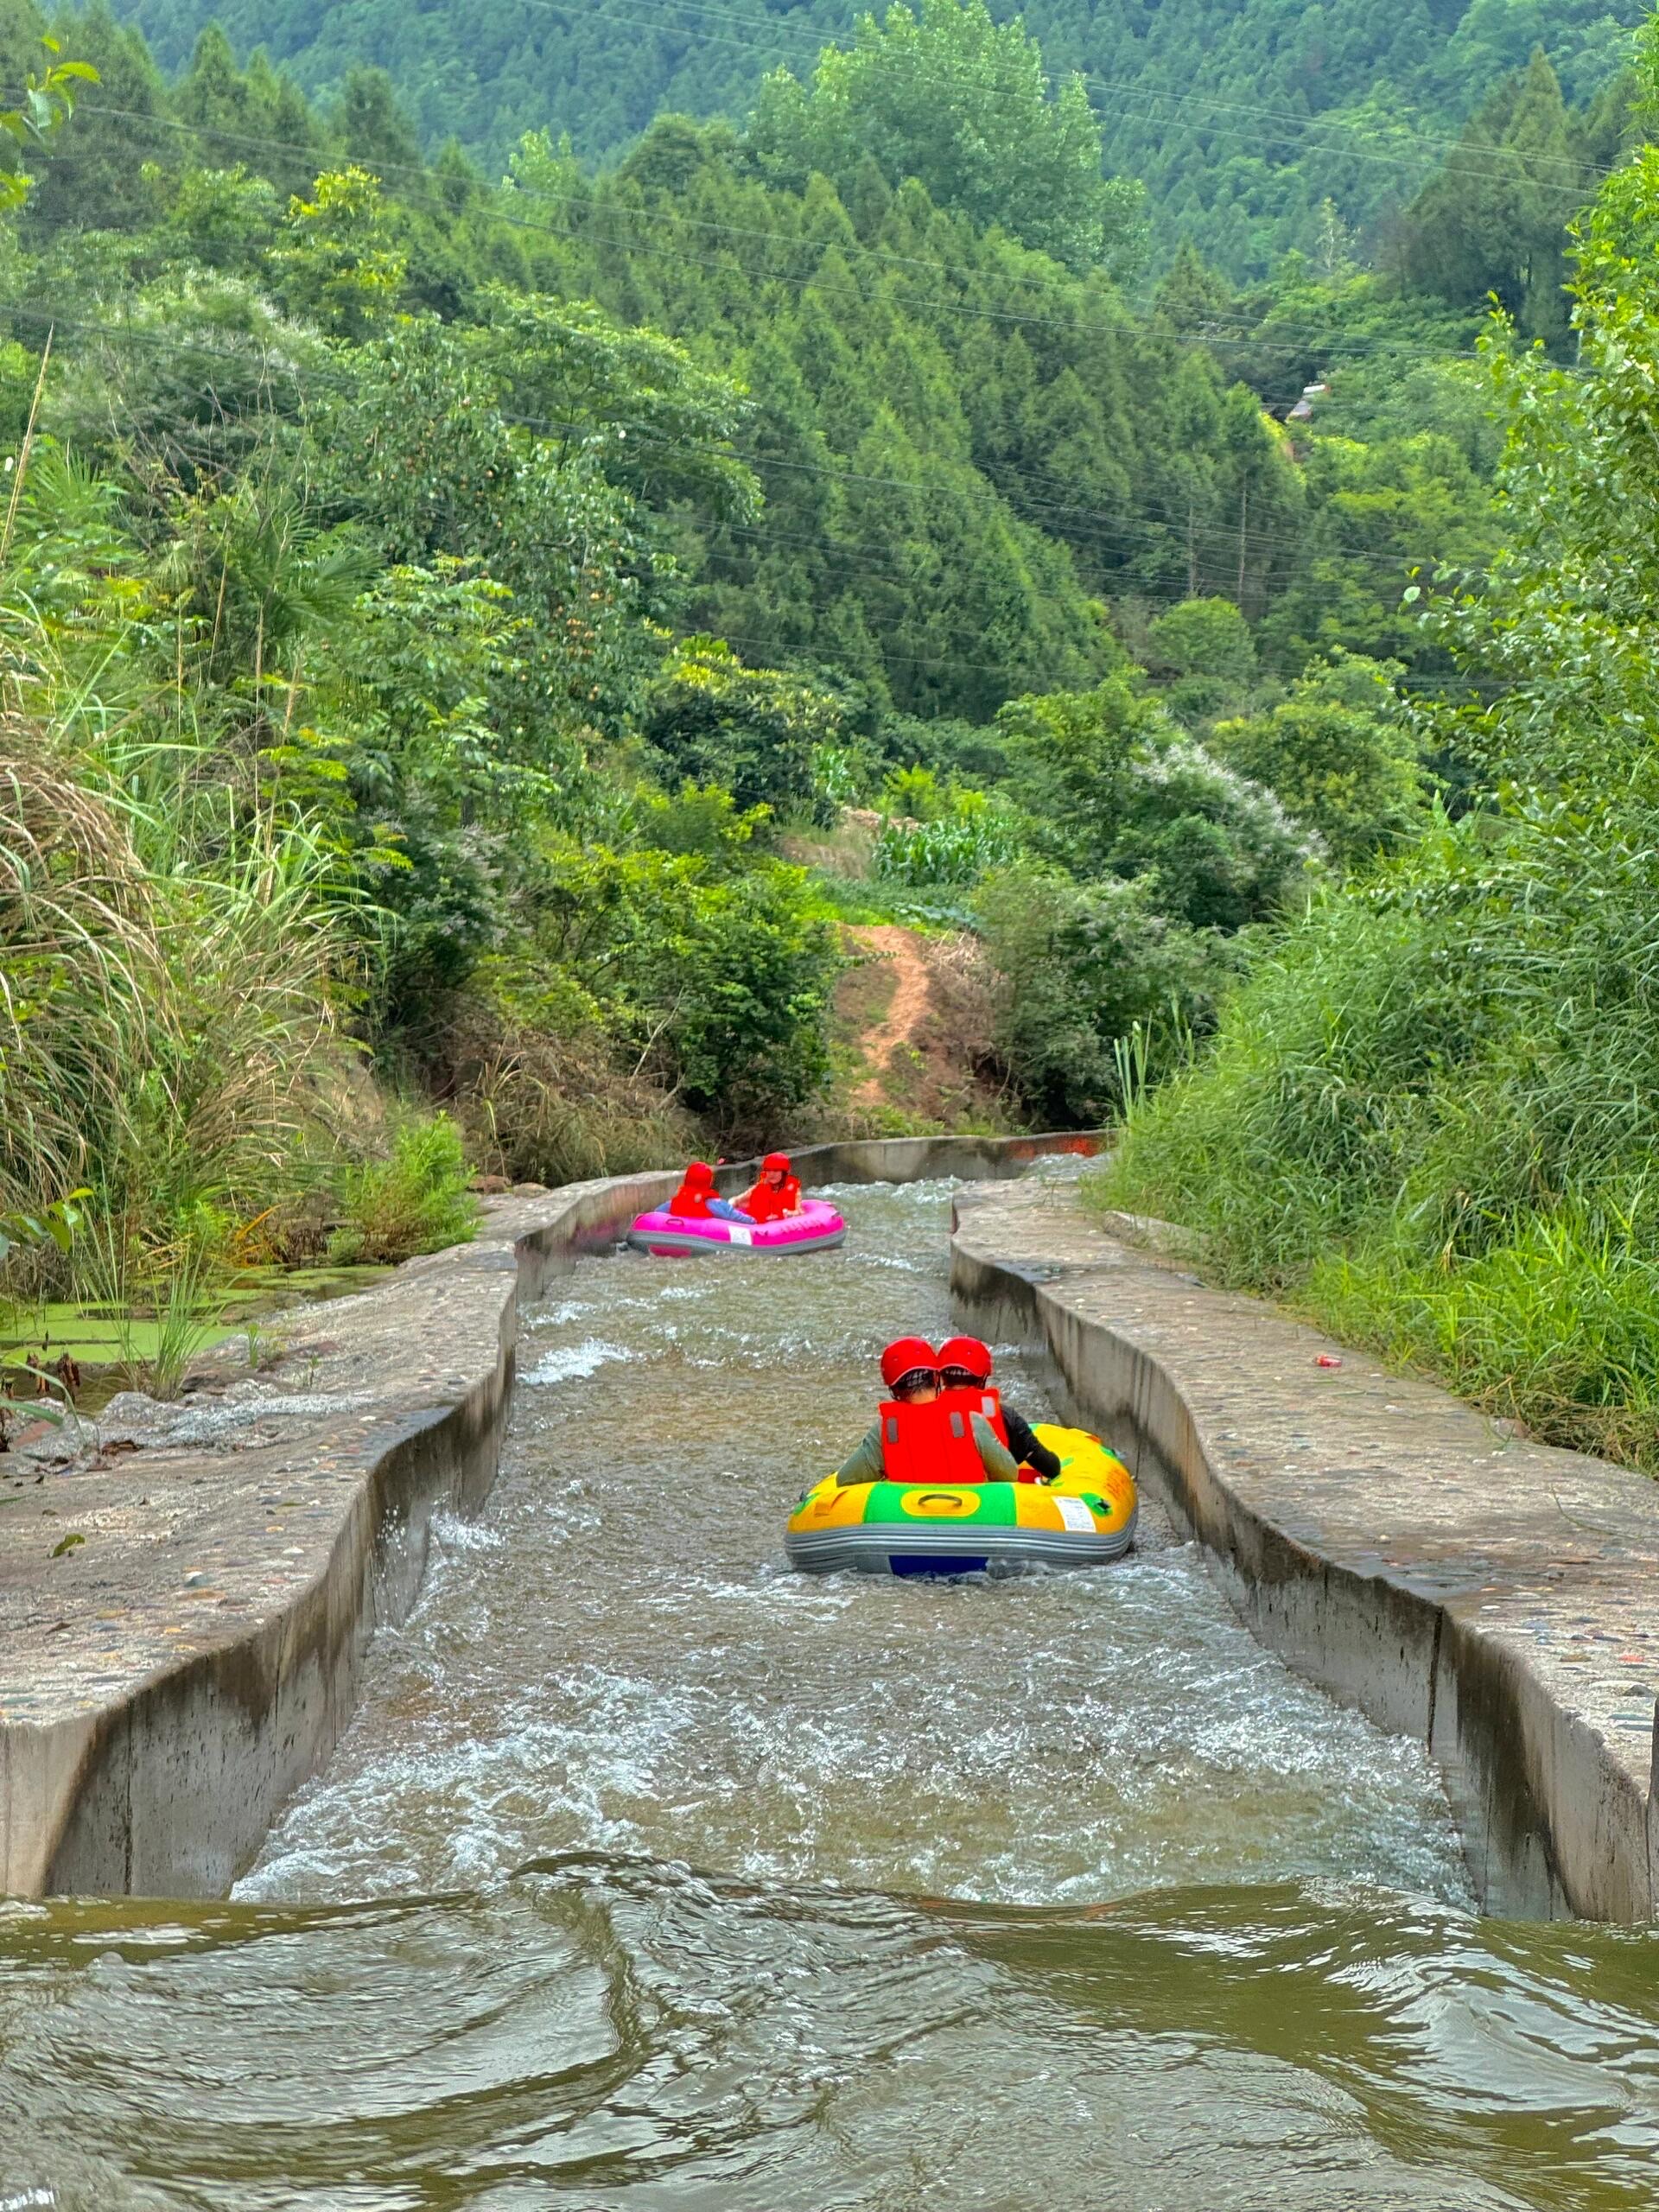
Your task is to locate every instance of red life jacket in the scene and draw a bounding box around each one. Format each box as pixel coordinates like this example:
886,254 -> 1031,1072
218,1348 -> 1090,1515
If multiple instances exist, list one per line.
937,1385 -> 1009,1452
667,1166 -> 717,1218
741,1174 -> 801,1224
877,1389 -> 1005,1485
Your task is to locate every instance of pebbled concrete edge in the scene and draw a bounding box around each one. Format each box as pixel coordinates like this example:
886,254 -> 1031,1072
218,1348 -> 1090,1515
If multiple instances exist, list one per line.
950,1206 -> 1658,1923
7,1132 -> 1096,1898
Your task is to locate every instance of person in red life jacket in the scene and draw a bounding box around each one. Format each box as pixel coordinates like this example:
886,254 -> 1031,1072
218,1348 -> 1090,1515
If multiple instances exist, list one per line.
937,1334 -> 1063,1483
737,1150 -> 803,1224
666,1161 -> 748,1221
834,1338 -> 1020,1487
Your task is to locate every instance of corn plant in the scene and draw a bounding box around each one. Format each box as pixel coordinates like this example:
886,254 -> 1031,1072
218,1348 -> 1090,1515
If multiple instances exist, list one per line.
874,810 -> 1020,887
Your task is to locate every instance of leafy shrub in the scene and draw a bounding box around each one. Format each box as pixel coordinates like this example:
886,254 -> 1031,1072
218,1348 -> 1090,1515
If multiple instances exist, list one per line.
1106,740 -> 1319,930
636,782 -> 767,862
328,1115 -> 477,1264
976,867 -> 1240,1127
1208,652 -> 1426,868
645,638 -> 846,818
528,842 -> 840,1142
879,764 -> 950,821
995,677 -> 1319,926
1146,597 -> 1258,685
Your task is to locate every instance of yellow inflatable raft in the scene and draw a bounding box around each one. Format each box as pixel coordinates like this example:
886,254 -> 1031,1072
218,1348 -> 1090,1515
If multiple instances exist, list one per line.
785,1423 -> 1137,1576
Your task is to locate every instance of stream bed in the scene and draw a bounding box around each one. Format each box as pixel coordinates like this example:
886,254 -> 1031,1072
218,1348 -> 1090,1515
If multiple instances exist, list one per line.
2,1176 -> 1656,2209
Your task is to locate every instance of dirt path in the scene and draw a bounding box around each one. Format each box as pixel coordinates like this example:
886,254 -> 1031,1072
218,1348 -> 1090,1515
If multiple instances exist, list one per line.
849,925 -> 933,1104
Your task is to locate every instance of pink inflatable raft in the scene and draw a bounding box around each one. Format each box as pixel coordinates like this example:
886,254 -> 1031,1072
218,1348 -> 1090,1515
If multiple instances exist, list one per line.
625,1198 -> 847,1256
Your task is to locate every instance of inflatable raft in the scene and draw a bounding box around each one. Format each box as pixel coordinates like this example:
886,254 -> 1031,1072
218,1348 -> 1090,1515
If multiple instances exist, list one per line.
626,1197 -> 847,1257
785,1423 -> 1136,1575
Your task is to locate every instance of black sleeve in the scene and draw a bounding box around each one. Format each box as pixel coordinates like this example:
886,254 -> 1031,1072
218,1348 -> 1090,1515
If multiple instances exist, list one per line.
1004,1408 -> 1063,1482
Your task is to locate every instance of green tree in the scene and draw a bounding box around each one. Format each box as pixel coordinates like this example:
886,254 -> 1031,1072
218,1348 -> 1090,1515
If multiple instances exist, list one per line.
1146,597 -> 1258,683
747,0 -> 1145,276
142,161 -> 282,273
273,166 -> 408,340
997,675 -> 1316,928
105,0 -> 1649,276
976,868 -> 1233,1125
645,639 -> 846,817
1395,50 -> 1594,345
1209,652 -> 1427,866
531,843 -> 838,1136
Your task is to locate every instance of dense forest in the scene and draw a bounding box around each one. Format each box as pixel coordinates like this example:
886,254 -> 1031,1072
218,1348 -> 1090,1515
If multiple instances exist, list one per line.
107,0 -> 1650,271
6,0 -> 1659,1467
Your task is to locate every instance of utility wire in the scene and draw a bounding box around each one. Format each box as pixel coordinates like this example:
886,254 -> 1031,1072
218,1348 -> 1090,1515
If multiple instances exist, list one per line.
0,290 -> 1492,586
73,100 -> 1517,369
515,0 -> 1630,192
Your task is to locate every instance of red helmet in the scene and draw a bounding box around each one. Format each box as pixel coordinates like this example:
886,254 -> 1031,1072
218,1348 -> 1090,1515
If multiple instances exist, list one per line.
938,1334 -> 993,1384
763,1150 -> 791,1173
880,1336 -> 938,1392
683,1160 -> 715,1188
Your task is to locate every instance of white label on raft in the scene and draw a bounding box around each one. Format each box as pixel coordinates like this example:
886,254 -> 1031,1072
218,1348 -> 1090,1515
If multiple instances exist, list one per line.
726,1224 -> 753,1247
1054,1496 -> 1096,1531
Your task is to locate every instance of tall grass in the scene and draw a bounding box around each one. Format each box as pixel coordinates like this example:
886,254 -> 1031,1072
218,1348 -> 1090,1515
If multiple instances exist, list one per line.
82,1210 -> 230,1401
1100,804 -> 1659,1471
327,1115 -> 477,1264
442,994 -> 702,1185
0,745 -> 167,1220
0,587 -> 352,1295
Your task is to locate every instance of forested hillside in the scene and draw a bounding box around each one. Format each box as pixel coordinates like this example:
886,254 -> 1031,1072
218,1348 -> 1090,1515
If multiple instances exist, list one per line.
109,0 -> 1650,270
6,0 -> 1659,1466
1104,17 -> 1659,1471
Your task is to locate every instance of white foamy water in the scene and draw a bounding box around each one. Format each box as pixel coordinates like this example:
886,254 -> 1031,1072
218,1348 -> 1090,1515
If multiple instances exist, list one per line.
523,1338 -> 638,1384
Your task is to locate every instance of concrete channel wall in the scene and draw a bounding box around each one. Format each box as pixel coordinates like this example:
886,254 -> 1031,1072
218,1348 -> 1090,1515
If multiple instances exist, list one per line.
950,1179 -> 1659,1923
0,1133 -> 1094,1900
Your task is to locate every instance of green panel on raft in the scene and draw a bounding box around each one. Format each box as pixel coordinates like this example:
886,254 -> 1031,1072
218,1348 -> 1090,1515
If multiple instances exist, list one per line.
860,1482 -> 1021,1527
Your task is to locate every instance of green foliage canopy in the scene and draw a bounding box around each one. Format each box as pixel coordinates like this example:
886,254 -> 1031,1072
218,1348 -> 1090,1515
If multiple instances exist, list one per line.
1107,19 -> 1659,1466
748,0 -> 1146,276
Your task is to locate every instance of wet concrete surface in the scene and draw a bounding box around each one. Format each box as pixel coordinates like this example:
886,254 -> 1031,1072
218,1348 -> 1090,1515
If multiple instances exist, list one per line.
0,1179 -> 654,1895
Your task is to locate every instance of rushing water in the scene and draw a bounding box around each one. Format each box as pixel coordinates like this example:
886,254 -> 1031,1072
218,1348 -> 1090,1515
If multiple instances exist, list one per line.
3,1176 -> 1657,2209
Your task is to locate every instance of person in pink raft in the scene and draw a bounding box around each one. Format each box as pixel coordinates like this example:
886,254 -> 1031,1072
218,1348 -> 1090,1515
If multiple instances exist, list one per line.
736,1151 -> 803,1223
666,1161 -> 748,1222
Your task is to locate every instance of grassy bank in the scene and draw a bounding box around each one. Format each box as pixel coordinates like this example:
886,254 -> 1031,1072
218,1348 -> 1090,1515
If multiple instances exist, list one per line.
1092,819 -> 1659,1471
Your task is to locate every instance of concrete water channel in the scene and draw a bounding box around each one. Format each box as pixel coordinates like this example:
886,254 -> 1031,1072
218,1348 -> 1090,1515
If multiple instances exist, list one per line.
2,1141 -> 1658,2207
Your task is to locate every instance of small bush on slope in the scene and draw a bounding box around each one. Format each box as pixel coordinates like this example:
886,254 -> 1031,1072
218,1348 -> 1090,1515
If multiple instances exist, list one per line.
328,1116 -> 477,1264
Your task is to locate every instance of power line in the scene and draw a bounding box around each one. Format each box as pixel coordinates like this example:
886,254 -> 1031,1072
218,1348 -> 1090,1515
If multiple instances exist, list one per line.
72,99 -> 1514,371
597,0 -> 1630,182
513,0 -> 1627,194
0,289 -> 1488,593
